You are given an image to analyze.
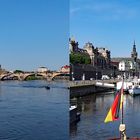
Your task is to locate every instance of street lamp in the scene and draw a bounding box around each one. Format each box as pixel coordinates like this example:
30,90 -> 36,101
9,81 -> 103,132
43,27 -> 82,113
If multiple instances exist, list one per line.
82,73 -> 85,80
71,72 -> 74,81
96,72 -> 98,80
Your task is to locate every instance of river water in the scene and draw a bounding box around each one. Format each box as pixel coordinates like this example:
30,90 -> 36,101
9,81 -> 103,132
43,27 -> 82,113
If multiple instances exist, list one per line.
0,80 -> 69,140
70,92 -> 140,140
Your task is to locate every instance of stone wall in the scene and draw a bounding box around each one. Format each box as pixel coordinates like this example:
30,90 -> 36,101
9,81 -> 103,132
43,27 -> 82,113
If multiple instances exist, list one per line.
70,64 -> 119,80
70,64 -> 101,80
70,85 -> 112,98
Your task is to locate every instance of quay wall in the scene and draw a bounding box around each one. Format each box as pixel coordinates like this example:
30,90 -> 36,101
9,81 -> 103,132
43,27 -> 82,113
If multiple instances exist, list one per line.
70,80 -> 117,98
70,85 -> 113,98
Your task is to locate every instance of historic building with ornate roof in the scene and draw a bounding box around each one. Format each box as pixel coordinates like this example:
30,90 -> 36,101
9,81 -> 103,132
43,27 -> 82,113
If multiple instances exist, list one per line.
69,37 -> 111,69
69,37 -> 112,80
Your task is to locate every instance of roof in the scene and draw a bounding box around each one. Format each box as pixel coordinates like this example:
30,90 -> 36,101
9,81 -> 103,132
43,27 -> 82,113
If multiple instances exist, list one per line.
111,57 -> 133,62
62,65 -> 70,69
111,61 -> 119,66
111,57 -> 140,66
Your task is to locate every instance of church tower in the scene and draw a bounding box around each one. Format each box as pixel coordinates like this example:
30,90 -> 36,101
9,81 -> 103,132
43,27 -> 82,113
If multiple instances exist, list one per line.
131,40 -> 138,62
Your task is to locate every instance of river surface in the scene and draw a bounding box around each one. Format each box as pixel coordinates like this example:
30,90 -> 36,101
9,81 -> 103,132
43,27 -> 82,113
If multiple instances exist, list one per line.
70,92 -> 140,140
0,80 -> 69,140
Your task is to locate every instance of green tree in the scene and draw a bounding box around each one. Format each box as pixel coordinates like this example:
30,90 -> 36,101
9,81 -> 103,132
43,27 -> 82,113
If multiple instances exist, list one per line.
70,52 -> 91,64
14,70 -> 24,73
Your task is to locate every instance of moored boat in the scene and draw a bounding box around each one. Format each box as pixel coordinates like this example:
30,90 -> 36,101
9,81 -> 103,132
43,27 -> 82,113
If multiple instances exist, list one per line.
70,105 -> 80,124
106,79 -> 140,139
128,81 -> 140,96
117,78 -> 140,96
116,81 -> 132,93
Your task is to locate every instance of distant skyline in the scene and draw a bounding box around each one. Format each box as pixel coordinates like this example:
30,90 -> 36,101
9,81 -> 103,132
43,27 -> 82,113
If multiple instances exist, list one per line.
0,0 -> 69,71
70,0 -> 140,58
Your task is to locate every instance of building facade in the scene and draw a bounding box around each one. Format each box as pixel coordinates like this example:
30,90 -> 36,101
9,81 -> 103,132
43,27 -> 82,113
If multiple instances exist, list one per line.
69,37 -> 111,80
60,65 -> 70,73
112,41 -> 140,78
37,67 -> 48,73
70,38 -> 111,69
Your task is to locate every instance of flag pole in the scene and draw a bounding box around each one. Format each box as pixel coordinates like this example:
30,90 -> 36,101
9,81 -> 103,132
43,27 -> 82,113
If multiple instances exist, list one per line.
121,77 -> 124,124
119,76 -> 127,140
121,102 -> 123,124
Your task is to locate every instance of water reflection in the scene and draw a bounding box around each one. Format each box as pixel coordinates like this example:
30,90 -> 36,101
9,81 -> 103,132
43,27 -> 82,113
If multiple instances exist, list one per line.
70,93 -> 140,140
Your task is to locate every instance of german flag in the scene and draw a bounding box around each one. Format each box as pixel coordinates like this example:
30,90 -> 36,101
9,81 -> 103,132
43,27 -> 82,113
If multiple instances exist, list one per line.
104,82 -> 124,123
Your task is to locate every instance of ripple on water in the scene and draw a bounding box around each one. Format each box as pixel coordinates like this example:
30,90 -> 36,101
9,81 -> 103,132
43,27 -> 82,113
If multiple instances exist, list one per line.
0,80 -> 69,140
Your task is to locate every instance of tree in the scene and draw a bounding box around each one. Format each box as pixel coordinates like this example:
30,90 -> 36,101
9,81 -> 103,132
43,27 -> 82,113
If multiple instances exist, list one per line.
14,70 -> 24,73
70,52 -> 91,64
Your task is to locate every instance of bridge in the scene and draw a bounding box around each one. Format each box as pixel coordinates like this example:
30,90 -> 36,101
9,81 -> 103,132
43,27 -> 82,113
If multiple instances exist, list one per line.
0,72 -> 69,81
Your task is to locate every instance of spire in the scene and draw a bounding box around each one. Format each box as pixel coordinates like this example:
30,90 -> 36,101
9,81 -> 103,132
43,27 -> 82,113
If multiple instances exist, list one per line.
131,40 -> 137,62
133,40 -> 136,51
134,40 -> 135,46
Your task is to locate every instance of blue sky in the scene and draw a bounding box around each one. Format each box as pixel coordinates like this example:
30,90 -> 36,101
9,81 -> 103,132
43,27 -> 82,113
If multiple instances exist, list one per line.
70,0 -> 140,58
0,0 -> 69,71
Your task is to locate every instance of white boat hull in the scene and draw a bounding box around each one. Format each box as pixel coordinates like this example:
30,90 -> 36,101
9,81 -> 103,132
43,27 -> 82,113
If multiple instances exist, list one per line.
116,81 -> 132,92
128,88 -> 140,96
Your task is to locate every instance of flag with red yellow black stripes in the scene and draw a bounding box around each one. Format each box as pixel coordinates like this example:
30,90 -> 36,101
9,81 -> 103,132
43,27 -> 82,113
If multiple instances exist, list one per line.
104,82 -> 124,123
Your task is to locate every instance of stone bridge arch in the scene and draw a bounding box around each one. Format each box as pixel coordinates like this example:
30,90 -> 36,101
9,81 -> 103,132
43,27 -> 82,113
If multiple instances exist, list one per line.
0,72 -> 69,81
36,73 -> 48,79
22,73 -> 36,80
0,75 -> 9,80
0,73 -> 13,80
51,72 -> 66,80
11,74 -> 21,80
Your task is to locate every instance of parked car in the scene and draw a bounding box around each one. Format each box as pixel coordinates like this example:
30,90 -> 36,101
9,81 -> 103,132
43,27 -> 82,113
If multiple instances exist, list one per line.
101,75 -> 110,80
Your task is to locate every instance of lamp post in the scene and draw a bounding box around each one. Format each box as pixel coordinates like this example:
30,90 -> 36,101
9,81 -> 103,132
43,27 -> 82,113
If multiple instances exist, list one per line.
71,72 -> 74,81
82,73 -> 85,80
96,72 -> 98,80
111,73 -> 112,79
